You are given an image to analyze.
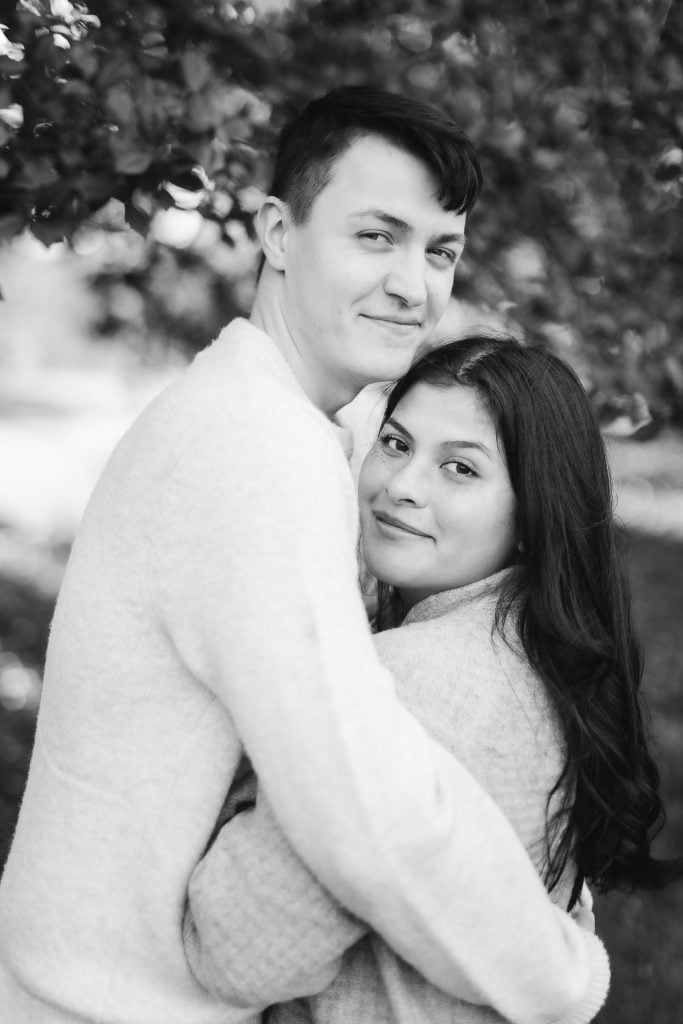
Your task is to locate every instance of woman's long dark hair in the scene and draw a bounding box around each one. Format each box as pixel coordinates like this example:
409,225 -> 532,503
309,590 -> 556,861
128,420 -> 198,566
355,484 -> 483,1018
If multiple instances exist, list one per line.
377,334 -> 682,902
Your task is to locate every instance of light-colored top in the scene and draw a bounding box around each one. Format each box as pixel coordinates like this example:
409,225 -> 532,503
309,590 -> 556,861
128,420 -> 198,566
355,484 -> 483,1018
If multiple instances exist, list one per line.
0,320 -> 606,1024
186,571 -> 608,1024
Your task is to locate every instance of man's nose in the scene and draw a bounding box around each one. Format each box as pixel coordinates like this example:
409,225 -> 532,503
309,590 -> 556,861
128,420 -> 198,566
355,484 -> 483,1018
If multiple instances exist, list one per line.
383,248 -> 428,308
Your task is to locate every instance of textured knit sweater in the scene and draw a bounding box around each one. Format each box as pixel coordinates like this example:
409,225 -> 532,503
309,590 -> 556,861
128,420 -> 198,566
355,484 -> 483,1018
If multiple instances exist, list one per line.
185,570 -> 607,1024
0,321 -> 607,1024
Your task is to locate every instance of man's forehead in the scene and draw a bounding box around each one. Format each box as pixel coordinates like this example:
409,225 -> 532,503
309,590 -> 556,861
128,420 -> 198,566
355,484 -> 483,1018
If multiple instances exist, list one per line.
322,133 -> 430,189
316,135 -> 467,228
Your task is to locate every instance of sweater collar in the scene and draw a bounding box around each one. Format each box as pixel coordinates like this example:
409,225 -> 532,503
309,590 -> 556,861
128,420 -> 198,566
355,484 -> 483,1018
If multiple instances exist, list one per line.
218,318 -> 354,458
218,317 -> 308,396
402,566 -> 521,626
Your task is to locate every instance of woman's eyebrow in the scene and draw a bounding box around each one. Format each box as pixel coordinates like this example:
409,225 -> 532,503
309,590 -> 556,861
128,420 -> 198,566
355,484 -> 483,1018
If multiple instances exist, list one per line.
383,415 -> 413,440
384,418 -> 491,456
439,439 -> 491,457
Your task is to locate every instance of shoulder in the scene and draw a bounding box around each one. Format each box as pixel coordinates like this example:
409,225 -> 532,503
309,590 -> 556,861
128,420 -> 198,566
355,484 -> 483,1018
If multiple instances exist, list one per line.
374,598 -> 504,674
151,323 -> 351,489
373,601 -> 548,725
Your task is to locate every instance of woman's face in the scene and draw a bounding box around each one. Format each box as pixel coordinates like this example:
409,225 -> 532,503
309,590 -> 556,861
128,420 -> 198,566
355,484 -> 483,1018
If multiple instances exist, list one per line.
358,381 -> 518,609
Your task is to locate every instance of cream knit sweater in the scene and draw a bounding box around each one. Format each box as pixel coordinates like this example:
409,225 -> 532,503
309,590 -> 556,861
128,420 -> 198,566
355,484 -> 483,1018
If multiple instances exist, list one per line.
0,321 -> 607,1024
186,570 -> 607,1024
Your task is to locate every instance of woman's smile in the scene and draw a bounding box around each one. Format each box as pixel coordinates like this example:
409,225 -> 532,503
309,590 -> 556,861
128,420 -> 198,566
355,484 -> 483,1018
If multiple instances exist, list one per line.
371,510 -> 434,540
358,381 -> 518,610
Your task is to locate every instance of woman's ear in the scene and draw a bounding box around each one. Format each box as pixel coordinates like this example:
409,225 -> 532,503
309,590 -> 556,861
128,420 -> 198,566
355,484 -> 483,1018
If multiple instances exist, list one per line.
256,197 -> 289,272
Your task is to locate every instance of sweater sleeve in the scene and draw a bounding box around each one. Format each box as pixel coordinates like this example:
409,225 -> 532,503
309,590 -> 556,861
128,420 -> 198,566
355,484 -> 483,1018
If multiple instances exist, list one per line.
184,794 -> 608,1024
158,413 -> 609,1024
184,790 -> 365,1007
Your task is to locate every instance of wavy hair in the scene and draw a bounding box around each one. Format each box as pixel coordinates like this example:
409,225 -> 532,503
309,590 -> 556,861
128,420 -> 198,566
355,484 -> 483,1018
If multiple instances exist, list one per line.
377,334 -> 682,904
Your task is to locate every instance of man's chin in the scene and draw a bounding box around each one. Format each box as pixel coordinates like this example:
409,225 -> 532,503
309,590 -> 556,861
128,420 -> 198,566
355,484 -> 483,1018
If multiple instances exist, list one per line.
359,357 -> 416,389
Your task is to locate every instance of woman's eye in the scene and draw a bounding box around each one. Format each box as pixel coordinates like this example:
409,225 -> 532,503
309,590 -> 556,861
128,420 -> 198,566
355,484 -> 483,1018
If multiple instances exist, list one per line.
443,460 -> 475,477
379,433 -> 409,455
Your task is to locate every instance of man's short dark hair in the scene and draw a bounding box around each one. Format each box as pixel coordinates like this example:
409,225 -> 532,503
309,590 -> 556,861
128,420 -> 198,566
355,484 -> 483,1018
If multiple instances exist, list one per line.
270,86 -> 483,222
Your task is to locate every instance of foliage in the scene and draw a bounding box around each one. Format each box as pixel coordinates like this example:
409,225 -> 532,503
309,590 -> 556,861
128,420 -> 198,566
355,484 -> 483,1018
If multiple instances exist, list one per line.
0,0 -> 274,245
1,0 -> 683,422
0,536 -> 62,867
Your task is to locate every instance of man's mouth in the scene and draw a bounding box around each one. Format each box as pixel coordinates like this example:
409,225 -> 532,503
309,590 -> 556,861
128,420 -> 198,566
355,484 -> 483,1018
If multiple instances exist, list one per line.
361,314 -> 422,329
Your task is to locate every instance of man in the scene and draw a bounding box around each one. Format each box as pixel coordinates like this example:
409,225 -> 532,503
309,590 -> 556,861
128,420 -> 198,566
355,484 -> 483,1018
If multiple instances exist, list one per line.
0,88 -> 608,1024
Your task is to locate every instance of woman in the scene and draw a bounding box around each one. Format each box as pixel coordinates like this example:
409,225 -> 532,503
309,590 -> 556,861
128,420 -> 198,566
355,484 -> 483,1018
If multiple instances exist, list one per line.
184,335 -> 679,1023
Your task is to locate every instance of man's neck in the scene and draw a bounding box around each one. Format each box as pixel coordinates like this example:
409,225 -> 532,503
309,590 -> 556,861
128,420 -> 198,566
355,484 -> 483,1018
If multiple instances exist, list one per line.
249,285 -> 353,418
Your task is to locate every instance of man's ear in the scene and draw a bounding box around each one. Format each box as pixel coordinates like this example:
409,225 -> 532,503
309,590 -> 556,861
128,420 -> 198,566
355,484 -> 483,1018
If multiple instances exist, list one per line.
256,197 -> 290,272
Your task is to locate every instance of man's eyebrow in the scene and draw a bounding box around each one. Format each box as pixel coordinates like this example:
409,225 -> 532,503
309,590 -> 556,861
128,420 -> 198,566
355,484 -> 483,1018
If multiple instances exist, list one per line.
434,232 -> 466,248
351,210 -> 410,232
350,209 -> 466,246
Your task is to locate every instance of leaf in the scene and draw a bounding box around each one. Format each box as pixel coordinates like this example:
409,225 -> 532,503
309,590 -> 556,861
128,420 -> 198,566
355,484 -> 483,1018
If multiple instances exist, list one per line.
180,50 -> 212,92
14,156 -> 60,190
0,54 -> 27,75
97,52 -> 135,90
110,135 -> 155,175
140,30 -> 168,65
0,212 -> 27,242
105,85 -> 136,126
166,167 -> 205,191
69,40 -> 99,79
182,138 -> 214,168
61,79 -> 93,103
156,186 -> 176,209
30,215 -> 69,246
124,200 -> 152,235
186,91 -> 221,131
78,171 -> 117,201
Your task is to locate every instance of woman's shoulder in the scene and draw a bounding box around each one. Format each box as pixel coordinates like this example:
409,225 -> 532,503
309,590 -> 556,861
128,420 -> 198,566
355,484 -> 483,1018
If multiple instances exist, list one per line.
373,586 -> 512,671
373,595 -> 554,736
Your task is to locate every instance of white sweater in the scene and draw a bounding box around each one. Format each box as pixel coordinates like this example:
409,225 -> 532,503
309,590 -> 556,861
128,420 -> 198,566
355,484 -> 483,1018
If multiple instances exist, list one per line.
0,320 -> 608,1024
186,571 -> 606,1024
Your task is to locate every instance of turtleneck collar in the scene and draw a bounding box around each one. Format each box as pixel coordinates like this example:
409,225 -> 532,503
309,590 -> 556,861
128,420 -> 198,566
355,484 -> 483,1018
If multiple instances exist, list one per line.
402,566 -> 522,626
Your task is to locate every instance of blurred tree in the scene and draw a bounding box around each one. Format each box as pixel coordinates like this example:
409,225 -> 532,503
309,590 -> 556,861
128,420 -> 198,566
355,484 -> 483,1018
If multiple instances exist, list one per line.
1,0 -> 682,423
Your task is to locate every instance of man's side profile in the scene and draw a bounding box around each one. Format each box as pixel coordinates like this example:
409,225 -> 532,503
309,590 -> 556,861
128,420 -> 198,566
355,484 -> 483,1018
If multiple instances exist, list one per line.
0,88 -> 608,1024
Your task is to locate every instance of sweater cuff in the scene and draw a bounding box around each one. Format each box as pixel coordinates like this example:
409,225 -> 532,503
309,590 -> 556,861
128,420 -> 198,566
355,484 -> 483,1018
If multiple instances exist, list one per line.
553,932 -> 610,1024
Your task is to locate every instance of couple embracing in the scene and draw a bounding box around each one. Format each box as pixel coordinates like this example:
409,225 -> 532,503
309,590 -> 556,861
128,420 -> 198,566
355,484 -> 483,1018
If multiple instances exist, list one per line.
0,86 -> 676,1024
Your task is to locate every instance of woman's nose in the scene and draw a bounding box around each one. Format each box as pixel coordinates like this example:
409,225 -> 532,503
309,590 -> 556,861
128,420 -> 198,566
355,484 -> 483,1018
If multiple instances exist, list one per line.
384,461 -> 428,506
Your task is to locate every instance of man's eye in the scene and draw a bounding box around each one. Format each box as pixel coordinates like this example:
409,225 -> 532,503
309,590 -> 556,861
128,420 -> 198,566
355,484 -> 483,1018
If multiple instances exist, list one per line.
359,231 -> 392,244
429,248 -> 457,265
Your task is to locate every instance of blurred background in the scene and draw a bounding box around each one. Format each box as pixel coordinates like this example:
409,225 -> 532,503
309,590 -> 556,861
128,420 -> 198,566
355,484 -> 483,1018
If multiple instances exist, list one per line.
1,1 -> 682,1021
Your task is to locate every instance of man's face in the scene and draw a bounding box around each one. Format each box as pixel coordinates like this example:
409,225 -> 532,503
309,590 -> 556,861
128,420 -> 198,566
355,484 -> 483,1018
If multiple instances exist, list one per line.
279,135 -> 467,410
